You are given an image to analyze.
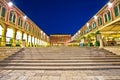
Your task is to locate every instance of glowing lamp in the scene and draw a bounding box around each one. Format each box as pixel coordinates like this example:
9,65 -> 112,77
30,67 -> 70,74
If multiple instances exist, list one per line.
8,2 -> 13,7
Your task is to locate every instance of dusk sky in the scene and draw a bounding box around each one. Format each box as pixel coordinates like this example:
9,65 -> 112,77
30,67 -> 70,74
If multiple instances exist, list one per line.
14,0 -> 109,36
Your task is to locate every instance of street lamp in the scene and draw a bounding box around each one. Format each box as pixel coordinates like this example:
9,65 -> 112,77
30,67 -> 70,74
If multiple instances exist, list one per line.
108,2 -> 112,8
94,15 -> 97,20
23,16 -> 27,20
8,2 -> 13,7
87,23 -> 89,27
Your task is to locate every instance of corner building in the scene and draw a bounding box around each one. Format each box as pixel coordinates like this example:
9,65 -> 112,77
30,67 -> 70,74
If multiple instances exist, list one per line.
50,34 -> 71,46
0,0 -> 50,47
72,0 -> 120,47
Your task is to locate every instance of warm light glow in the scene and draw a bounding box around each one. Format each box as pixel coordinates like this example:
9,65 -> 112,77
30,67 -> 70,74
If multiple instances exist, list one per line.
78,31 -> 81,33
44,33 -> 45,35
32,37 -> 34,44
6,28 -> 14,42
23,33 -> 27,41
23,16 -> 27,20
8,2 -> 13,7
28,35 -> 31,42
87,23 -> 89,27
108,2 -> 112,8
0,25 -> 2,38
16,31 -> 22,40
41,31 -> 43,34
94,15 -> 97,20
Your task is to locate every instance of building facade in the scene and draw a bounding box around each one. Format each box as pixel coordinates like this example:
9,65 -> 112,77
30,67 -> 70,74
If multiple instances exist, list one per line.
72,0 -> 120,47
50,34 -> 71,46
0,0 -> 50,47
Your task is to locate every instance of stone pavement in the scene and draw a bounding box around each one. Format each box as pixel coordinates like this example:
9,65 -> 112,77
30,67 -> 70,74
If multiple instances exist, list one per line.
0,46 -> 120,80
104,46 -> 120,55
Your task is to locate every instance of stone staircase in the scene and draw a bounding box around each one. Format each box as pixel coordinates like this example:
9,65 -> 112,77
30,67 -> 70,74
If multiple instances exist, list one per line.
0,47 -> 120,70
0,47 -> 23,61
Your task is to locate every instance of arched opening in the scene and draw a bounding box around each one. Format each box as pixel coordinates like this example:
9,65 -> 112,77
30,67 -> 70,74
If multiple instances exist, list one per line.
6,28 -> 14,46
16,31 -> 22,46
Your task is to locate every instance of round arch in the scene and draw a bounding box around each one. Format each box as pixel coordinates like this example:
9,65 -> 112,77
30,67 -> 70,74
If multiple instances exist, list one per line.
6,28 -> 14,46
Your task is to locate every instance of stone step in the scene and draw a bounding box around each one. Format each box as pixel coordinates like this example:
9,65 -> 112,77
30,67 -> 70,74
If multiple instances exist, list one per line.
0,66 -> 120,70
9,55 -> 120,57
6,57 -> 120,60
2,59 -> 120,63
0,62 -> 120,66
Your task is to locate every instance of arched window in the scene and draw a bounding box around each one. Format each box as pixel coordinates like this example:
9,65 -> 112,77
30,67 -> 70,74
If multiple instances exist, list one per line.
18,17 -> 23,27
24,22 -> 29,30
98,17 -> 102,26
92,22 -> 96,29
104,11 -> 111,23
9,11 -> 16,23
1,7 -> 6,17
114,6 -> 119,17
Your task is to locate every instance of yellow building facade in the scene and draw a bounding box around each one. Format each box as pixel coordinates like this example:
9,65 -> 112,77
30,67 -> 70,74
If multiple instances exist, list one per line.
0,0 -> 50,47
72,0 -> 120,47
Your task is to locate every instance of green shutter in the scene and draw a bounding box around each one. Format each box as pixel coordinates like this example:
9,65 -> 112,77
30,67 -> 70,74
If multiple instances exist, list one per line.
104,14 -> 107,22
13,14 -> 16,23
1,7 -> 6,17
18,18 -> 20,26
9,12 -> 13,22
108,11 -> 111,21
98,18 -> 102,26
114,6 -> 119,17
21,20 -> 23,27
100,18 -> 102,25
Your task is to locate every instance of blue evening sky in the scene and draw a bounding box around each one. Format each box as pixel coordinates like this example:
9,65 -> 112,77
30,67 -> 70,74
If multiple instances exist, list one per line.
14,0 -> 109,36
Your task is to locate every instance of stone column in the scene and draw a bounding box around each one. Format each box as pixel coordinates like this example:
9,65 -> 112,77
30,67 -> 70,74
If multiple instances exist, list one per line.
20,32 -> 24,47
31,35 -> 33,47
12,29 -> 17,47
26,34 -> 28,47
99,38 -> 104,48
1,27 -> 7,47
96,33 -> 104,48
